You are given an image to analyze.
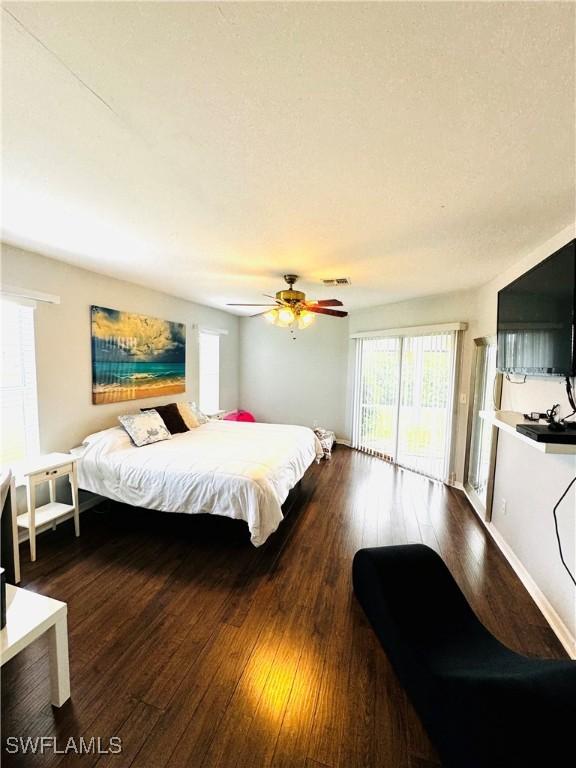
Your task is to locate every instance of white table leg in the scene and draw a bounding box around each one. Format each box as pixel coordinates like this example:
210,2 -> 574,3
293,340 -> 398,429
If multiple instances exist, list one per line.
47,613 -> 70,707
70,464 -> 80,537
26,481 -> 36,562
49,478 -> 57,529
9,476 -> 21,583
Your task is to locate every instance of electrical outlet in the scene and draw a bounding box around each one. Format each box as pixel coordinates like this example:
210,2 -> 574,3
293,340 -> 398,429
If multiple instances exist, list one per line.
500,498 -> 507,516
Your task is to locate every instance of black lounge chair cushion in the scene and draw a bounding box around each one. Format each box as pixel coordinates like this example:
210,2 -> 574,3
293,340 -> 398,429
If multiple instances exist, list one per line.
352,544 -> 576,768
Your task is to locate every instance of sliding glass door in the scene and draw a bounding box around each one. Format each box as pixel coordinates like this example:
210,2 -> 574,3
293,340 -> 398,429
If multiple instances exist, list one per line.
353,331 -> 458,481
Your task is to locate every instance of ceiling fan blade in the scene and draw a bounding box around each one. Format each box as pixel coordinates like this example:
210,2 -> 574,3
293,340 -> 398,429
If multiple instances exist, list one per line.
250,309 -> 276,317
306,299 -> 343,307
226,303 -> 279,306
307,306 -> 348,318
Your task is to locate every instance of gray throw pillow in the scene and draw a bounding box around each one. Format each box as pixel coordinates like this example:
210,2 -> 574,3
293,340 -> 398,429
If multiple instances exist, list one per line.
118,410 -> 172,447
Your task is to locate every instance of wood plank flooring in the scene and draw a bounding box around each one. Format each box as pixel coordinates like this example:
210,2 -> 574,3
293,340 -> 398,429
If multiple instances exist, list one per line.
1,447 -> 566,768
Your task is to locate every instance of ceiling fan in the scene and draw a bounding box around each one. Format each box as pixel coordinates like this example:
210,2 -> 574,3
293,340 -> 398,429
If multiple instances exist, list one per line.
227,274 -> 347,330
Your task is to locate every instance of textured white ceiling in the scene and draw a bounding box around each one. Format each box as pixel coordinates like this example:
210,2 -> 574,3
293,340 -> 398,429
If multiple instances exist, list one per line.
2,2 -> 574,314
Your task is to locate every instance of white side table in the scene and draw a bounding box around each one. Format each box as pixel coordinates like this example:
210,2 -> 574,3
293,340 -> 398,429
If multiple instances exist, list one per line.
12,453 -> 80,562
1,585 -> 70,707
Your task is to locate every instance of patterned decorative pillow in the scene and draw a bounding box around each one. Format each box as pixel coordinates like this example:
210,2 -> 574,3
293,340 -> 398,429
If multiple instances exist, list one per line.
177,401 -> 200,429
189,402 -> 209,424
118,410 -> 172,447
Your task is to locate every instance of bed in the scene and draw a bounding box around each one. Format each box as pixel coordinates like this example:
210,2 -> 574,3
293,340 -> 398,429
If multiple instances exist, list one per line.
76,420 -> 324,546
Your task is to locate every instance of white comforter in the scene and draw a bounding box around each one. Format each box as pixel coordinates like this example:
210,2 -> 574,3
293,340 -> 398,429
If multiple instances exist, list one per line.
77,420 -> 324,546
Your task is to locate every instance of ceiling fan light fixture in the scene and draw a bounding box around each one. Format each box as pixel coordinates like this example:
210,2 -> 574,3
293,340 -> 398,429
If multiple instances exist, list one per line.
276,307 -> 295,326
297,310 -> 315,329
238,274 -> 346,332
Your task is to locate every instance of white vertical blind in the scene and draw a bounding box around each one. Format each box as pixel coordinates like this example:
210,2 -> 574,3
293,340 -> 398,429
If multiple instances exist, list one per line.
467,342 -> 497,504
353,330 -> 458,481
0,298 -> 40,465
396,332 -> 456,479
352,336 -> 401,459
198,330 -> 220,414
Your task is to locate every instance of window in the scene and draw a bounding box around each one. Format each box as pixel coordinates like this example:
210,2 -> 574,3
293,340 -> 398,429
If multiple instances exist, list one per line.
353,330 -> 458,481
464,338 -> 500,519
0,299 -> 40,465
198,330 -> 220,415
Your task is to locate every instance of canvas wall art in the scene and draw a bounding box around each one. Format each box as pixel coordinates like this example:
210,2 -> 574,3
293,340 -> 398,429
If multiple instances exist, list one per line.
91,306 -> 186,404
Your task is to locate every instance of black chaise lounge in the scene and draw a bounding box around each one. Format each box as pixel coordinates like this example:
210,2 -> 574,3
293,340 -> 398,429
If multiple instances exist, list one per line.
352,544 -> 576,768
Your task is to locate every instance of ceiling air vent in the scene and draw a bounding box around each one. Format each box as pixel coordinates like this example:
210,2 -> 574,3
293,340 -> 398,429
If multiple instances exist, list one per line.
322,277 -> 351,286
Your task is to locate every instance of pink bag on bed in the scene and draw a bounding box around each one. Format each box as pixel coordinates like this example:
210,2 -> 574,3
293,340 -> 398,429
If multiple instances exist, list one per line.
223,410 -> 255,422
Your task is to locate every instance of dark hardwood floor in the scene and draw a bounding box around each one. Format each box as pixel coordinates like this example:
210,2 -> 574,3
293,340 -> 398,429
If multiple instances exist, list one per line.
1,446 -> 566,768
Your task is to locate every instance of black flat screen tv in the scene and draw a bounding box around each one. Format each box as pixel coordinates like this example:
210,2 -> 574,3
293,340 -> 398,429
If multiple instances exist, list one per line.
497,239 -> 576,376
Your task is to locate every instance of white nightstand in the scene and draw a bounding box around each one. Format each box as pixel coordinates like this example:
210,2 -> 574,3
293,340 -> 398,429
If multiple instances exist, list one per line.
12,453 -> 80,562
208,410 -> 227,420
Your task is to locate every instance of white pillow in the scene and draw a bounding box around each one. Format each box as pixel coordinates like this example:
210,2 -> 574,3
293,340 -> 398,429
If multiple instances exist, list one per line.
81,426 -> 133,454
118,410 -> 171,447
177,401 -> 200,429
190,402 -> 209,424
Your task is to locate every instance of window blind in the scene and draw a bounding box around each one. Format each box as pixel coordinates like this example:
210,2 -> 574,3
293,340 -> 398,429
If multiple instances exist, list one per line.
0,298 -> 40,465
198,331 -> 220,414
352,336 -> 401,460
353,330 -> 458,481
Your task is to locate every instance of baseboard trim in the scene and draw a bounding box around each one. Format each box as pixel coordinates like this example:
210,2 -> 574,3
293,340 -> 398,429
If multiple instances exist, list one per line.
18,494 -> 105,543
463,489 -> 576,659
335,439 -> 351,447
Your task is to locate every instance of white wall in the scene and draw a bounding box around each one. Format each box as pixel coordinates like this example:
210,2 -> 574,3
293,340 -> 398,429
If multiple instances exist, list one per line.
491,434 -> 575,643
474,224 -> 576,644
1,243 -> 240,452
240,314 -> 349,437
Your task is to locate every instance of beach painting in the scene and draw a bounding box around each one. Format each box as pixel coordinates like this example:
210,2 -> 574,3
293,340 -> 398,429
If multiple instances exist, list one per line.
91,306 -> 186,404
